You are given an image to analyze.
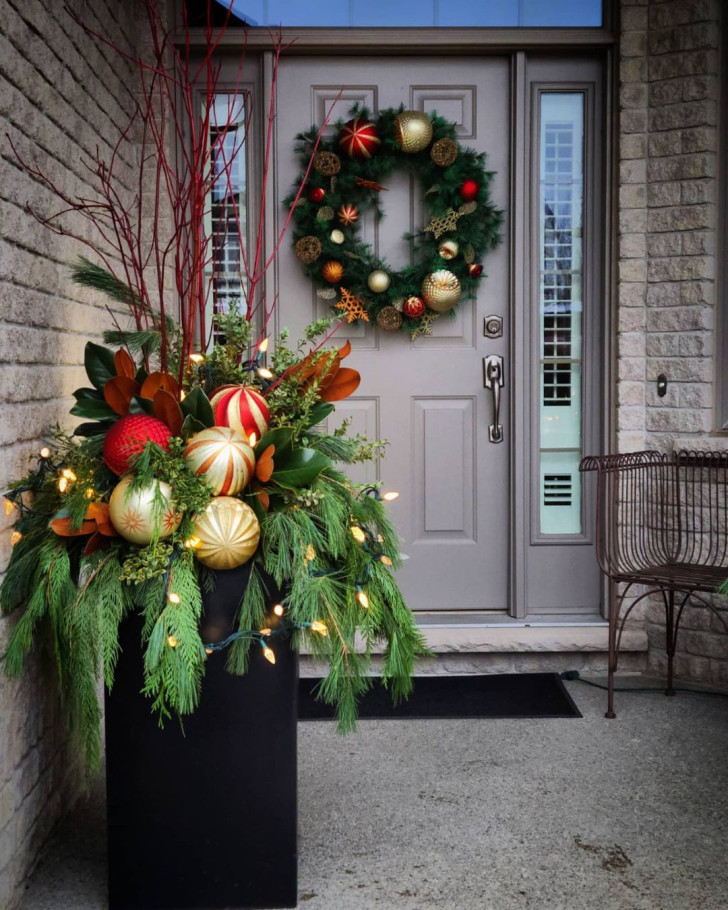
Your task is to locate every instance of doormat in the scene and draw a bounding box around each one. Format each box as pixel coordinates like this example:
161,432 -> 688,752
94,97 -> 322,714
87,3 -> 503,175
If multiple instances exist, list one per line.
298,673 -> 582,720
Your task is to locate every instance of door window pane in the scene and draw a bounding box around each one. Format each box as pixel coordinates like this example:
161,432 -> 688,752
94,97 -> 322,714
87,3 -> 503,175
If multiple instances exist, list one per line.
538,93 -> 584,535
221,0 -> 602,27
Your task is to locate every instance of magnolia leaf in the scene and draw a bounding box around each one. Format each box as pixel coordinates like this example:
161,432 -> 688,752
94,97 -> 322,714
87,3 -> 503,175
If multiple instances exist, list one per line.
140,371 -> 180,401
179,386 -> 214,427
319,367 -> 360,402
114,348 -> 136,379
338,339 -> 352,359
50,516 -> 97,537
271,448 -> 330,489
304,401 -> 335,429
180,413 -> 208,438
104,375 -> 141,416
84,342 -> 117,391
70,398 -> 119,421
73,387 -> 104,401
83,532 -> 111,556
254,445 -> 275,483
86,502 -> 118,536
256,427 -> 293,460
153,389 -> 184,436
73,420 -> 115,438
130,396 -> 154,416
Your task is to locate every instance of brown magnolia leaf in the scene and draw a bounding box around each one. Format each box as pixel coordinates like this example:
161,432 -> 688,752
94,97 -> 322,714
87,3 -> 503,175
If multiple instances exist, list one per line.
50,517 -> 97,537
319,367 -> 361,402
337,339 -> 352,360
83,532 -> 111,556
86,502 -> 119,537
141,371 -> 180,401
114,348 -> 136,379
153,389 -> 184,436
104,375 -> 140,416
254,444 -> 275,483
253,486 -> 270,512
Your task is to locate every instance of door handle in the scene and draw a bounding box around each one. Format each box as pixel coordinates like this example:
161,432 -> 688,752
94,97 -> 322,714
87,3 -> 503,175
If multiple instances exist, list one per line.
483,355 -> 504,444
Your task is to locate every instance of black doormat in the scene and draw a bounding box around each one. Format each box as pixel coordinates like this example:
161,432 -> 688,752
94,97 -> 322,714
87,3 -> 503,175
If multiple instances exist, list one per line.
298,672 -> 582,720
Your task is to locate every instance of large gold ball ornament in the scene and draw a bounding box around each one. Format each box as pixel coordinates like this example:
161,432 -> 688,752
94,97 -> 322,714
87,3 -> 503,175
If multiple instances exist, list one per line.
421,270 -> 462,313
367,270 -> 391,293
108,476 -> 180,545
321,260 -> 344,283
192,497 -> 261,570
184,427 -> 255,496
394,110 -> 434,154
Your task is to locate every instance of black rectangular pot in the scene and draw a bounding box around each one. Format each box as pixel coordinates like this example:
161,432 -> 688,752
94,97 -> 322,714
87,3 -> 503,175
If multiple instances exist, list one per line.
105,565 -> 298,910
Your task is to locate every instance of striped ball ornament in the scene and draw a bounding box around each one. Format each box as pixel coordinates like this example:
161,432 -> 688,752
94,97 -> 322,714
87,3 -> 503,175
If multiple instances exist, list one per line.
210,385 -> 270,444
183,427 -> 255,496
192,496 -> 261,570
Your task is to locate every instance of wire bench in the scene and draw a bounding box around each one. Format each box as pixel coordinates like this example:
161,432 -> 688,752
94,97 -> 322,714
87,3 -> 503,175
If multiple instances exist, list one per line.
579,450 -> 728,717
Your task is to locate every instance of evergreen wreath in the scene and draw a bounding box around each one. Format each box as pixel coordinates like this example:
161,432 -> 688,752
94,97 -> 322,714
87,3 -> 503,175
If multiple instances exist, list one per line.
288,105 -> 503,337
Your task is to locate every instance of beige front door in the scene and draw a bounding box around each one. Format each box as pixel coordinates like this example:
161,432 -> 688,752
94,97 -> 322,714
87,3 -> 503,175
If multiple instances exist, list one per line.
274,57 -> 511,612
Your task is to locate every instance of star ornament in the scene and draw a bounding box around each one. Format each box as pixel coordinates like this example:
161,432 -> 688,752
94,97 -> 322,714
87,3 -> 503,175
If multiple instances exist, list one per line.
335,287 -> 370,323
410,311 -> 440,340
424,209 -> 462,239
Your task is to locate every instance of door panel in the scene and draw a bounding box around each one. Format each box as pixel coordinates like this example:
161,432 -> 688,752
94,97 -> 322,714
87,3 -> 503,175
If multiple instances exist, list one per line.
275,57 -> 511,611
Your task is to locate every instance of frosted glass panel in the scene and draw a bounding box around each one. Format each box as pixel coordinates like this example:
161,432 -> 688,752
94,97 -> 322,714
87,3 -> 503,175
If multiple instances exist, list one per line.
223,0 -> 602,27
538,93 -> 584,536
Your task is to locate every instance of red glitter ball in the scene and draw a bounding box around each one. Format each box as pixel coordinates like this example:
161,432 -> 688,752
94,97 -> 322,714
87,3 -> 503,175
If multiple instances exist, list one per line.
103,415 -> 172,475
460,179 -> 479,202
308,187 -> 326,203
403,296 -> 425,319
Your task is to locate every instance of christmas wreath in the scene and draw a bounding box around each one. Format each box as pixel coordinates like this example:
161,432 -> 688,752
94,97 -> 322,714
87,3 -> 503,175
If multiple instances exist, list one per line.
288,105 -> 503,338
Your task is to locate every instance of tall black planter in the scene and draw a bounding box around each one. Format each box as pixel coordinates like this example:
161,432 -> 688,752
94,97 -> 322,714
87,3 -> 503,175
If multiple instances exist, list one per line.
105,565 -> 298,910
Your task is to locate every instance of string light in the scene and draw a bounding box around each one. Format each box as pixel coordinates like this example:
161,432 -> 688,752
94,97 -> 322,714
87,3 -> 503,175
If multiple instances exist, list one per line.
273,604 -> 285,617
350,525 -> 366,544
189,353 -> 205,364
261,642 -> 276,664
39,447 -> 51,459
61,468 -> 77,481
167,635 -> 179,649
356,585 -> 369,609
10,531 -> 22,546
380,555 -> 393,566
85,488 -> 95,499
167,592 -> 181,605
310,620 -> 328,636
259,627 -> 272,637
304,545 -> 316,562
184,536 -> 201,550
382,491 -> 400,502
258,337 -> 270,354
257,366 -> 274,380
57,476 -> 69,493
3,498 -> 16,516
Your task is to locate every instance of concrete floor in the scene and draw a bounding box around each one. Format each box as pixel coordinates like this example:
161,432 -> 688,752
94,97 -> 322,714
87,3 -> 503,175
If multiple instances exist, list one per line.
16,678 -> 728,910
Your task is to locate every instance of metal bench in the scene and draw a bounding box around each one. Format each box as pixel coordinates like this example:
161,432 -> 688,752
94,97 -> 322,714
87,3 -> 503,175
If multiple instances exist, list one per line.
579,450 -> 728,717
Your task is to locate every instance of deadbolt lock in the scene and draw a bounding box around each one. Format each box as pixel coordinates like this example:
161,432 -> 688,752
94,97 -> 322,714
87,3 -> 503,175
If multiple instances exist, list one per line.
484,315 -> 503,338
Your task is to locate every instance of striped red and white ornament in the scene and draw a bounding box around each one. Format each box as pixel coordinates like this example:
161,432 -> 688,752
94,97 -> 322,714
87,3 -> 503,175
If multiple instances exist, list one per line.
210,385 -> 270,444
338,117 -> 381,159
183,427 -> 255,496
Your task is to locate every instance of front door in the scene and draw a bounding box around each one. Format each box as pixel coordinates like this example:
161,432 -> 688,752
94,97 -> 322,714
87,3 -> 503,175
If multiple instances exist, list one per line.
272,53 -> 604,617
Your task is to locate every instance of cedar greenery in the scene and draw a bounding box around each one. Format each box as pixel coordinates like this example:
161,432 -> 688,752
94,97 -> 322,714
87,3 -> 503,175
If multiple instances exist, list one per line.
288,104 -> 503,332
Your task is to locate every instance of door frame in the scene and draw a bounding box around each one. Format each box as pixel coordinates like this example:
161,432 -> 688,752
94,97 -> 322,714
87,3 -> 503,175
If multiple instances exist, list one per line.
186,15 -> 618,624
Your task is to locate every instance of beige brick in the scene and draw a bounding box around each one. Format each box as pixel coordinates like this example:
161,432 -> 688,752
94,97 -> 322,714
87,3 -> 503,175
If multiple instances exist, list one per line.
647,255 -> 714,282
646,233 -> 681,258
649,1 -> 718,31
618,281 -> 646,307
619,208 -> 648,233
620,133 -> 647,159
620,183 -> 647,208
648,22 -> 720,56
649,49 -> 719,81
645,282 -> 681,306
647,153 -> 715,182
620,232 -> 646,258
621,6 -> 648,30
647,203 -> 715,232
647,182 -> 681,207
646,334 -> 680,357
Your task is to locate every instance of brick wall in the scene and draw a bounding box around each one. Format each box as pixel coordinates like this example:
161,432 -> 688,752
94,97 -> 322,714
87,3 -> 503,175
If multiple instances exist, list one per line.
0,2 -> 146,907
618,0 -> 727,686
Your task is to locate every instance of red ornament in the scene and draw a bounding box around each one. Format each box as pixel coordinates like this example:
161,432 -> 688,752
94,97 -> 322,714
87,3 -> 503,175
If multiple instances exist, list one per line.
308,187 -> 326,204
468,263 -> 484,278
103,415 -> 172,476
402,296 -> 425,319
339,118 -> 381,159
210,385 -> 270,444
460,179 -> 479,202
337,204 -> 359,226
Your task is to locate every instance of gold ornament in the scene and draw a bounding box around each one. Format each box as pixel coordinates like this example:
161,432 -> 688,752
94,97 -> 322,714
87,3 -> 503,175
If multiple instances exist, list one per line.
367,269 -> 391,293
322,260 -> 344,283
184,426 -> 255,496
108,476 -> 180,545
421,269 -> 462,313
459,200 -> 478,216
410,310 -> 441,340
430,137 -> 458,167
294,235 -> 322,264
335,287 -> 369,323
376,306 -> 403,331
424,209 -> 462,239
438,240 -> 459,260
330,229 -> 345,244
317,287 -> 337,299
192,497 -> 261,570
313,150 -> 341,176
337,204 -> 359,226
394,110 -> 433,154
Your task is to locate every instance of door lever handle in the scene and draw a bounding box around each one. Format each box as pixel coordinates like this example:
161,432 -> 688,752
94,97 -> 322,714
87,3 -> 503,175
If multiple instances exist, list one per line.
483,355 -> 504,444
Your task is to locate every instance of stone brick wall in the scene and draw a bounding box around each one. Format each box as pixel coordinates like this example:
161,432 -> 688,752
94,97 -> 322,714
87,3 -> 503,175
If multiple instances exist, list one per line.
0,2 -> 145,907
618,0 -> 727,686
